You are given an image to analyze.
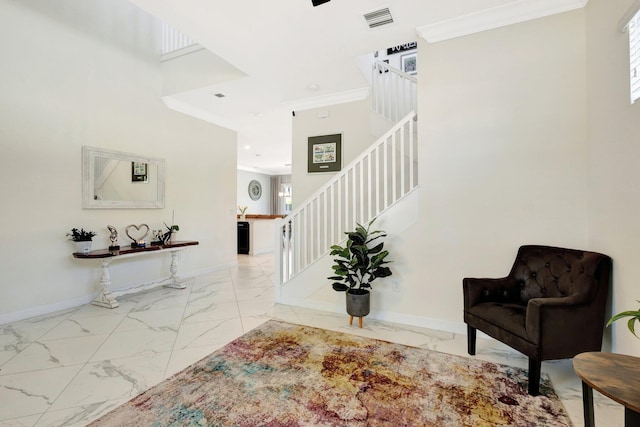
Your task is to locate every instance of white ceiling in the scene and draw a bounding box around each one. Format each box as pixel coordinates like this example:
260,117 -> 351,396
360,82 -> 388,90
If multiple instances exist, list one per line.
128,0 -> 587,175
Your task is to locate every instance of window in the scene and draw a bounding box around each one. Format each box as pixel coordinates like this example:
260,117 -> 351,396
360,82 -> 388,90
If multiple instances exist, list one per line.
630,9 -> 640,103
279,184 -> 292,215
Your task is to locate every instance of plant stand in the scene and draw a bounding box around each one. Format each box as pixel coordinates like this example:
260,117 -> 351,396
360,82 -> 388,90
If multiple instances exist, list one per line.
346,289 -> 370,328
349,315 -> 364,328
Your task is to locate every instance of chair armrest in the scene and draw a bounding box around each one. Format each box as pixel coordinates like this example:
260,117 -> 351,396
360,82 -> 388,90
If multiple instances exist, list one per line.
525,295 -> 603,353
463,277 -> 519,309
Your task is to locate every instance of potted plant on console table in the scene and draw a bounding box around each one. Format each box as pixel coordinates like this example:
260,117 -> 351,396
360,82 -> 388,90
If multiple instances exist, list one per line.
328,217 -> 392,328
67,228 -> 96,254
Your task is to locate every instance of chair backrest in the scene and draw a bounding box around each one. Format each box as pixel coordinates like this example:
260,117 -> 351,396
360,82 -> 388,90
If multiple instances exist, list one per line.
510,245 -> 612,305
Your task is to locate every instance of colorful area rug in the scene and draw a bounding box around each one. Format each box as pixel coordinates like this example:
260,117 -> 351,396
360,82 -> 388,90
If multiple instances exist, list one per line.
90,320 -> 572,426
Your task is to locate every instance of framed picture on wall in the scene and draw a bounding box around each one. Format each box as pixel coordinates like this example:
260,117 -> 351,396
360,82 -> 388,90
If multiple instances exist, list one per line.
401,52 -> 417,75
131,161 -> 148,183
307,134 -> 342,173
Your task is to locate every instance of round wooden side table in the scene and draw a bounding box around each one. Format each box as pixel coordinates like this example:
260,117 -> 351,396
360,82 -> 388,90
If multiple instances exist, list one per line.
573,352 -> 640,427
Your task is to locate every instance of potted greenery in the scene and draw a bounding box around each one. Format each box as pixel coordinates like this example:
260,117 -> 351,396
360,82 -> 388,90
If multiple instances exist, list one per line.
328,218 -> 392,327
67,228 -> 96,254
161,222 -> 179,244
238,205 -> 248,220
607,301 -> 640,338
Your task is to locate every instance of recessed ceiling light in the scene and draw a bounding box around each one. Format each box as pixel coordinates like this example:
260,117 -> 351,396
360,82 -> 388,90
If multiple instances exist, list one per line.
244,145 -> 251,150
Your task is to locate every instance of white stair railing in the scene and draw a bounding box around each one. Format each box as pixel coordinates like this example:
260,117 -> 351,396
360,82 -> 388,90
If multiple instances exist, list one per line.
276,111 -> 418,284
161,22 -> 196,55
372,60 -> 418,123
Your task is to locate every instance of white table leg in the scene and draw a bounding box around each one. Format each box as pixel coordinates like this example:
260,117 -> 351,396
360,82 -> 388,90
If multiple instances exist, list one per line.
164,250 -> 187,289
91,259 -> 119,308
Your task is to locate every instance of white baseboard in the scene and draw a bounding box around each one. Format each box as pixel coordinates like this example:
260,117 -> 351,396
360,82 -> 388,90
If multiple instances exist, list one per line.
278,294 -> 469,335
0,295 -> 94,326
251,248 -> 275,256
0,262 -> 238,326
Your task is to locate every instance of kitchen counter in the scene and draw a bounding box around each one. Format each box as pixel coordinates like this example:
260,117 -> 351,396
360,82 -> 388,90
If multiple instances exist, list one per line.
237,214 -> 285,220
237,215 -> 284,255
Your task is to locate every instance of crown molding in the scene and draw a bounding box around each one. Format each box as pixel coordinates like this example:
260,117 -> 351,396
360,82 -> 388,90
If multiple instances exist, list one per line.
285,87 -> 371,112
162,96 -> 240,131
417,0 -> 588,43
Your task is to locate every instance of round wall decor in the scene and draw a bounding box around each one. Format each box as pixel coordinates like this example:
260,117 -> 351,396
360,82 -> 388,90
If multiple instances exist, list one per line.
248,180 -> 262,201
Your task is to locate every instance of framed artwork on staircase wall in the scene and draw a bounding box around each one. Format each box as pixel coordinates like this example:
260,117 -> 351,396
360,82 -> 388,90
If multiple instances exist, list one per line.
401,52 -> 417,75
307,134 -> 342,173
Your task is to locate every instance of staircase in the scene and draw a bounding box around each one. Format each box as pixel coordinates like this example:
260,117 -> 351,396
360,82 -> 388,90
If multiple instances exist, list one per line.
275,60 -> 418,291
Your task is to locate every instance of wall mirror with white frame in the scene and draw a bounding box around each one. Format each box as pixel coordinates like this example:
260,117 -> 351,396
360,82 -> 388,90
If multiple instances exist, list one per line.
82,146 -> 165,209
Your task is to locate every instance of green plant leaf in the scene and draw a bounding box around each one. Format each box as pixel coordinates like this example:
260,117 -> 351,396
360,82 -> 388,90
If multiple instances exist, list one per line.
606,310 -> 640,326
371,250 -> 390,267
332,267 -> 348,276
328,216 -> 391,292
332,283 -> 349,292
373,266 -> 392,278
368,242 -> 384,254
628,317 -> 640,338
329,245 -> 345,256
355,223 -> 367,235
347,231 -> 365,246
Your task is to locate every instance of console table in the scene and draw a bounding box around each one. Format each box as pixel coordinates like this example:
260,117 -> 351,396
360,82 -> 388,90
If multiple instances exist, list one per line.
573,352 -> 640,427
73,240 -> 199,308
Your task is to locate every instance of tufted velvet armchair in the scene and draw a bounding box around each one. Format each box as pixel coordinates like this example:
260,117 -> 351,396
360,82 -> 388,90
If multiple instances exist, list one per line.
463,245 -> 612,395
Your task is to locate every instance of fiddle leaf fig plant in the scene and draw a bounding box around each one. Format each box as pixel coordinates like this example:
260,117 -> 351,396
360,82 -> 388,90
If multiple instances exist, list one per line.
328,218 -> 392,292
607,301 -> 640,339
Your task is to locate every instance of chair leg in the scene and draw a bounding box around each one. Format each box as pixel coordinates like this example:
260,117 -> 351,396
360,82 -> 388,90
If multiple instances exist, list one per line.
528,358 -> 541,396
467,325 -> 476,355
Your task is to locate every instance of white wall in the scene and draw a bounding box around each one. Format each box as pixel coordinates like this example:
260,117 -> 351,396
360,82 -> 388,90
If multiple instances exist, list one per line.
586,0 -> 640,355
405,9 -> 589,325
162,47 -> 245,97
237,170 -> 271,214
291,98 -> 376,205
0,0 -> 238,323
284,9 -> 593,335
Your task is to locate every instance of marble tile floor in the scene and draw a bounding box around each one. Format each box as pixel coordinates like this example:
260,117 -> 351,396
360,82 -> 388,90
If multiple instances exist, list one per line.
0,253 -> 625,426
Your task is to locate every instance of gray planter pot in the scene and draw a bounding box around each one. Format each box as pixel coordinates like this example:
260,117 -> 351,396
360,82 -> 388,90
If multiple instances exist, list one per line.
346,289 -> 370,318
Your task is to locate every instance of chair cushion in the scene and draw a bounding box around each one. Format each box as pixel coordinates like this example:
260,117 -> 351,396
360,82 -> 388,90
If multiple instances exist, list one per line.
466,302 -> 527,340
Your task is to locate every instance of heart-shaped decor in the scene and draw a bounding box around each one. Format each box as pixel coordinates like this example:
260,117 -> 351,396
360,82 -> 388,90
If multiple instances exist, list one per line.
125,224 -> 150,242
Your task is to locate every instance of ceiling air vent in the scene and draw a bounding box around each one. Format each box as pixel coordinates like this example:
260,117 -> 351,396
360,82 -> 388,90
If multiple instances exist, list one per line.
364,8 -> 393,28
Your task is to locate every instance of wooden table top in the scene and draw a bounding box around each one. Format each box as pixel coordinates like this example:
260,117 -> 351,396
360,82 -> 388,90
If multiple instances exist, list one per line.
573,352 -> 640,413
72,240 -> 199,259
